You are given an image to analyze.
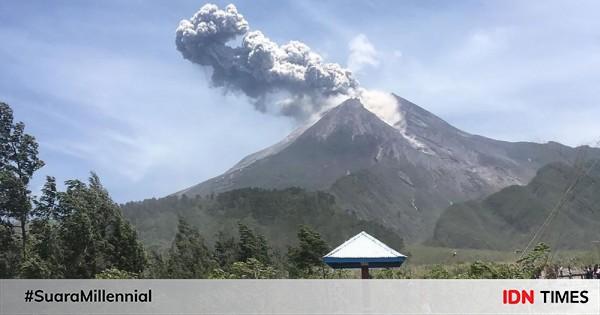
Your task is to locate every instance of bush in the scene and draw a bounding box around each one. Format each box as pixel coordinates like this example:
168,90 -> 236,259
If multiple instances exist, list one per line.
95,268 -> 138,279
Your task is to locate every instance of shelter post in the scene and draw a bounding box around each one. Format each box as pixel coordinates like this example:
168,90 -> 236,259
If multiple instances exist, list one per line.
361,265 -> 369,279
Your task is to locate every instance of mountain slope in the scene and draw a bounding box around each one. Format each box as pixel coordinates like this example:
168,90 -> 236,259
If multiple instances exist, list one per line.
173,95 -> 600,242
122,187 -> 405,252
431,161 -> 600,250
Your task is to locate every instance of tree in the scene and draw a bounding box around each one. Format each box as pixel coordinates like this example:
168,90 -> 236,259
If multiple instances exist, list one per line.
109,217 -> 146,274
517,243 -> 551,279
237,223 -> 271,264
213,231 -> 238,269
287,225 -> 329,278
95,268 -> 137,279
0,224 -> 19,277
18,176 -> 64,278
145,250 -> 168,278
0,102 -> 45,254
228,258 -> 278,279
466,261 -> 499,279
19,218 -> 64,278
0,171 -> 24,277
32,176 -> 60,219
255,232 -> 271,265
0,103 -> 146,279
166,219 -> 215,278
210,258 -> 278,279
58,182 -> 96,278
54,173 -> 146,278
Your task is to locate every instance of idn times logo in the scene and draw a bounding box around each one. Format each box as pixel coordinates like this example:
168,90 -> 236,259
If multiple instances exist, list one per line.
503,289 -> 589,304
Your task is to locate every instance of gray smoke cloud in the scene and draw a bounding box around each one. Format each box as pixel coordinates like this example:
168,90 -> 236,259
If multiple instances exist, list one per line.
176,3 -> 360,120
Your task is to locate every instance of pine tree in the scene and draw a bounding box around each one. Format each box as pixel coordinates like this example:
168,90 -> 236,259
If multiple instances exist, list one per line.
287,225 -> 329,278
166,219 -> 215,278
18,176 -> 65,278
32,176 -> 60,219
145,250 -> 168,278
237,223 -> 257,262
256,232 -> 271,265
53,174 -> 146,278
237,223 -> 271,264
213,231 -> 238,269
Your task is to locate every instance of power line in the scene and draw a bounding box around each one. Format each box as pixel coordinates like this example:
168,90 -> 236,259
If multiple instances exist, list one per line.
518,141 -> 600,260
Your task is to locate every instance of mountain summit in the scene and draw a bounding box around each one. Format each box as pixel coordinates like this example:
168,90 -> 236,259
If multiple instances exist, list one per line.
177,95 -> 599,241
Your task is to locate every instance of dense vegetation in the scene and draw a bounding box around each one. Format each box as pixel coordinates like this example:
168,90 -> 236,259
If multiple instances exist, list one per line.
121,186 -> 407,278
145,221 -> 335,279
432,161 -> 600,250
0,102 -> 145,278
122,187 -> 405,254
374,243 -> 553,279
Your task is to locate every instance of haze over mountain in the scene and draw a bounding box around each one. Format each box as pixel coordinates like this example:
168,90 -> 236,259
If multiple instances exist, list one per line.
176,95 -> 600,242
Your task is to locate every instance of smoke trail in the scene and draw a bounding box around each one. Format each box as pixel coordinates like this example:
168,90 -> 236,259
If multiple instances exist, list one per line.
175,3 -> 360,120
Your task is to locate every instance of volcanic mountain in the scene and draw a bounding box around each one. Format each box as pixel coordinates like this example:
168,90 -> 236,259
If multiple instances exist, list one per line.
176,95 -> 599,242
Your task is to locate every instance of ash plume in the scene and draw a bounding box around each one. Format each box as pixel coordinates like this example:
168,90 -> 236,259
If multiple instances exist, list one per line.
175,3 -> 360,120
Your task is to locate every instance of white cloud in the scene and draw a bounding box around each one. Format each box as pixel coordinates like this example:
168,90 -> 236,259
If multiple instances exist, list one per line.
452,28 -> 511,63
368,3 -> 600,147
347,34 -> 379,72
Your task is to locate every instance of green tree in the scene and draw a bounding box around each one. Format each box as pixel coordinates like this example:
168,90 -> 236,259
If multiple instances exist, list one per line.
59,182 -> 96,278
287,225 -> 329,278
211,258 -> 278,279
0,102 -> 45,255
255,232 -> 271,265
213,231 -> 238,269
95,268 -> 138,279
145,251 -> 168,278
19,219 -> 64,278
237,223 -> 271,264
466,261 -> 499,279
57,174 -> 146,278
109,218 -> 146,274
32,176 -> 60,219
166,219 -> 215,278
18,176 -> 64,278
0,224 -> 19,278
517,242 -> 551,279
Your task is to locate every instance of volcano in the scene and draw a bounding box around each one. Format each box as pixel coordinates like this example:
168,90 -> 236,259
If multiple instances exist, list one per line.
176,95 -> 599,242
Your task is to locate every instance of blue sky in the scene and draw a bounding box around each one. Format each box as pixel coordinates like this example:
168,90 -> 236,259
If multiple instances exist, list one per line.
1,0 -> 599,202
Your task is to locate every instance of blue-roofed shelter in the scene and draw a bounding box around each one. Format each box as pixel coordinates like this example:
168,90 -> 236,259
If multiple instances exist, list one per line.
322,231 -> 407,278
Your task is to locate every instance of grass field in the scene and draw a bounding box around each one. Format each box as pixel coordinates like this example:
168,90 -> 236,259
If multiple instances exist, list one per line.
359,244 -> 600,279
403,244 -> 599,266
